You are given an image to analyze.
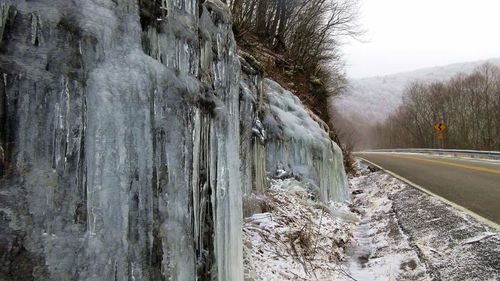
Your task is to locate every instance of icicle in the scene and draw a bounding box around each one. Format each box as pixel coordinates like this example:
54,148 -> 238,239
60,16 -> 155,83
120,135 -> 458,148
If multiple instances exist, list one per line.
192,109 -> 201,250
252,140 -> 267,193
0,3 -> 10,45
64,78 -> 70,166
30,13 -> 43,46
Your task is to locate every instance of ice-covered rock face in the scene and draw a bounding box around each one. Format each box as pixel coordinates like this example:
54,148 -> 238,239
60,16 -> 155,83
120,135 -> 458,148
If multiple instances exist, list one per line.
262,79 -> 349,202
0,0 -> 347,280
238,73 -> 348,217
0,0 -> 241,280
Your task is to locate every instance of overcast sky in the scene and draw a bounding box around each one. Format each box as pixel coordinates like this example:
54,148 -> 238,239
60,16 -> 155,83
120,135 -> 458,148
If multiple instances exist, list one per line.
343,0 -> 500,78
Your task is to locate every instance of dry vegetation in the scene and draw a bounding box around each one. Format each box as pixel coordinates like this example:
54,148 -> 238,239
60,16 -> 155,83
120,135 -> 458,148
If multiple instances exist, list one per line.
227,0 -> 358,119
243,180 -> 355,280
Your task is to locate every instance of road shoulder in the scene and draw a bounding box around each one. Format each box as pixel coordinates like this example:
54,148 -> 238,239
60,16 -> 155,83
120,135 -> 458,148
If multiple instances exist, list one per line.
345,160 -> 500,280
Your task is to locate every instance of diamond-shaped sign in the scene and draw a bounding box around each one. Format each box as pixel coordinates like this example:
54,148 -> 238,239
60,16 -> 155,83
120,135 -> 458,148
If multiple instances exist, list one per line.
434,122 -> 447,132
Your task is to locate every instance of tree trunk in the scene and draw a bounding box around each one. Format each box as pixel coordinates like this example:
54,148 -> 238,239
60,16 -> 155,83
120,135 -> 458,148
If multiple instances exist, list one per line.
255,0 -> 268,36
274,0 -> 287,50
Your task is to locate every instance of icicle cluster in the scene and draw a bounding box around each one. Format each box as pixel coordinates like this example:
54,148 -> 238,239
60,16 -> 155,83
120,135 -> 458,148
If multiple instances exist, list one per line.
0,0 -> 347,280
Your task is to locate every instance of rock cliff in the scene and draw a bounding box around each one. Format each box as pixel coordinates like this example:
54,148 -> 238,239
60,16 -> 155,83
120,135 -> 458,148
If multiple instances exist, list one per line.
0,1 -> 347,280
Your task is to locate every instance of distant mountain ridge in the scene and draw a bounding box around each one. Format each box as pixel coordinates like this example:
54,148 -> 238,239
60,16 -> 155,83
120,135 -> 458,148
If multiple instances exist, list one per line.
334,57 -> 500,125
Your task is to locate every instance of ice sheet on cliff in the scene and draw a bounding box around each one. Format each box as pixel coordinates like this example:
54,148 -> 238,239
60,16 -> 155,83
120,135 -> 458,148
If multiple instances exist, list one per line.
0,0 -> 348,280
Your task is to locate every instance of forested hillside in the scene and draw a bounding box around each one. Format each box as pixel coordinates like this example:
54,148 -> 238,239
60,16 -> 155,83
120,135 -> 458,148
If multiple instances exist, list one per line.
228,0 -> 359,125
332,58 -> 500,149
374,63 -> 500,150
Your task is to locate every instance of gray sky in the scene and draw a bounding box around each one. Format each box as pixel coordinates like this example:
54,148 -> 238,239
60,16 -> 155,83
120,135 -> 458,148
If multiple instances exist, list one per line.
343,0 -> 500,78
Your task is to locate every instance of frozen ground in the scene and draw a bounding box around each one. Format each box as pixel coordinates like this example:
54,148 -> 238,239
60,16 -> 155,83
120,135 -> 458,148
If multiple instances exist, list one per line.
344,160 -> 500,281
243,160 -> 500,280
343,171 -> 429,280
243,179 -> 356,280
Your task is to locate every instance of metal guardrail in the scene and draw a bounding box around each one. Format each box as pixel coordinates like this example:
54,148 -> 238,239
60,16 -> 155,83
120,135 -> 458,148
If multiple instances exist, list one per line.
359,148 -> 500,160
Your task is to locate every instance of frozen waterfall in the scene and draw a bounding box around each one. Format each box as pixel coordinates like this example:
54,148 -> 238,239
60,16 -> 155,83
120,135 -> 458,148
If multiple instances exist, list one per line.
0,0 -> 347,280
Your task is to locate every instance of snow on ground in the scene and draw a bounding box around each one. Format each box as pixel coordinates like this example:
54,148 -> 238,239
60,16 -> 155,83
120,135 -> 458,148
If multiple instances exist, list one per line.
244,160 -> 500,280
243,179 -> 356,280
342,164 -> 430,281
344,160 -> 500,281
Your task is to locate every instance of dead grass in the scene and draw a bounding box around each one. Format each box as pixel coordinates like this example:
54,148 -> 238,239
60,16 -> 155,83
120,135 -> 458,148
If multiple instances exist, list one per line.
243,184 -> 356,280
236,33 -> 329,122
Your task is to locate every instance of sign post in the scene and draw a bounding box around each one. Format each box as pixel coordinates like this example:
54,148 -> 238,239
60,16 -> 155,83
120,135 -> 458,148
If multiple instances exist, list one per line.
433,121 -> 447,148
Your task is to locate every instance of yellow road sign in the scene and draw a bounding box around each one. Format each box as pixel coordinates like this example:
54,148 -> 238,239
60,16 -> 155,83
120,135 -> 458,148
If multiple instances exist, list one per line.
437,132 -> 444,140
434,122 -> 447,132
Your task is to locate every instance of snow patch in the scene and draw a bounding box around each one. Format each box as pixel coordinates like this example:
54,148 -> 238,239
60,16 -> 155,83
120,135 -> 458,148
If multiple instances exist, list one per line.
243,179 -> 355,280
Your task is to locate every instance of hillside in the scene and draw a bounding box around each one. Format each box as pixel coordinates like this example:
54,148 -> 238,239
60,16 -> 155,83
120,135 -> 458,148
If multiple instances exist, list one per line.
334,57 -> 500,124
331,57 -> 500,148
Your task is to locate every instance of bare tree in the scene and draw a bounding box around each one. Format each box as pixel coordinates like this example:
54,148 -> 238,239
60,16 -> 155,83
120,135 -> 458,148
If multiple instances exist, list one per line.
373,64 -> 500,150
229,0 -> 359,71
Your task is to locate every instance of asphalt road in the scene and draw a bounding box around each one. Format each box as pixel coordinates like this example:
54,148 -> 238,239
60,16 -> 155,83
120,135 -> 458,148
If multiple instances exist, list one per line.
356,152 -> 500,225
